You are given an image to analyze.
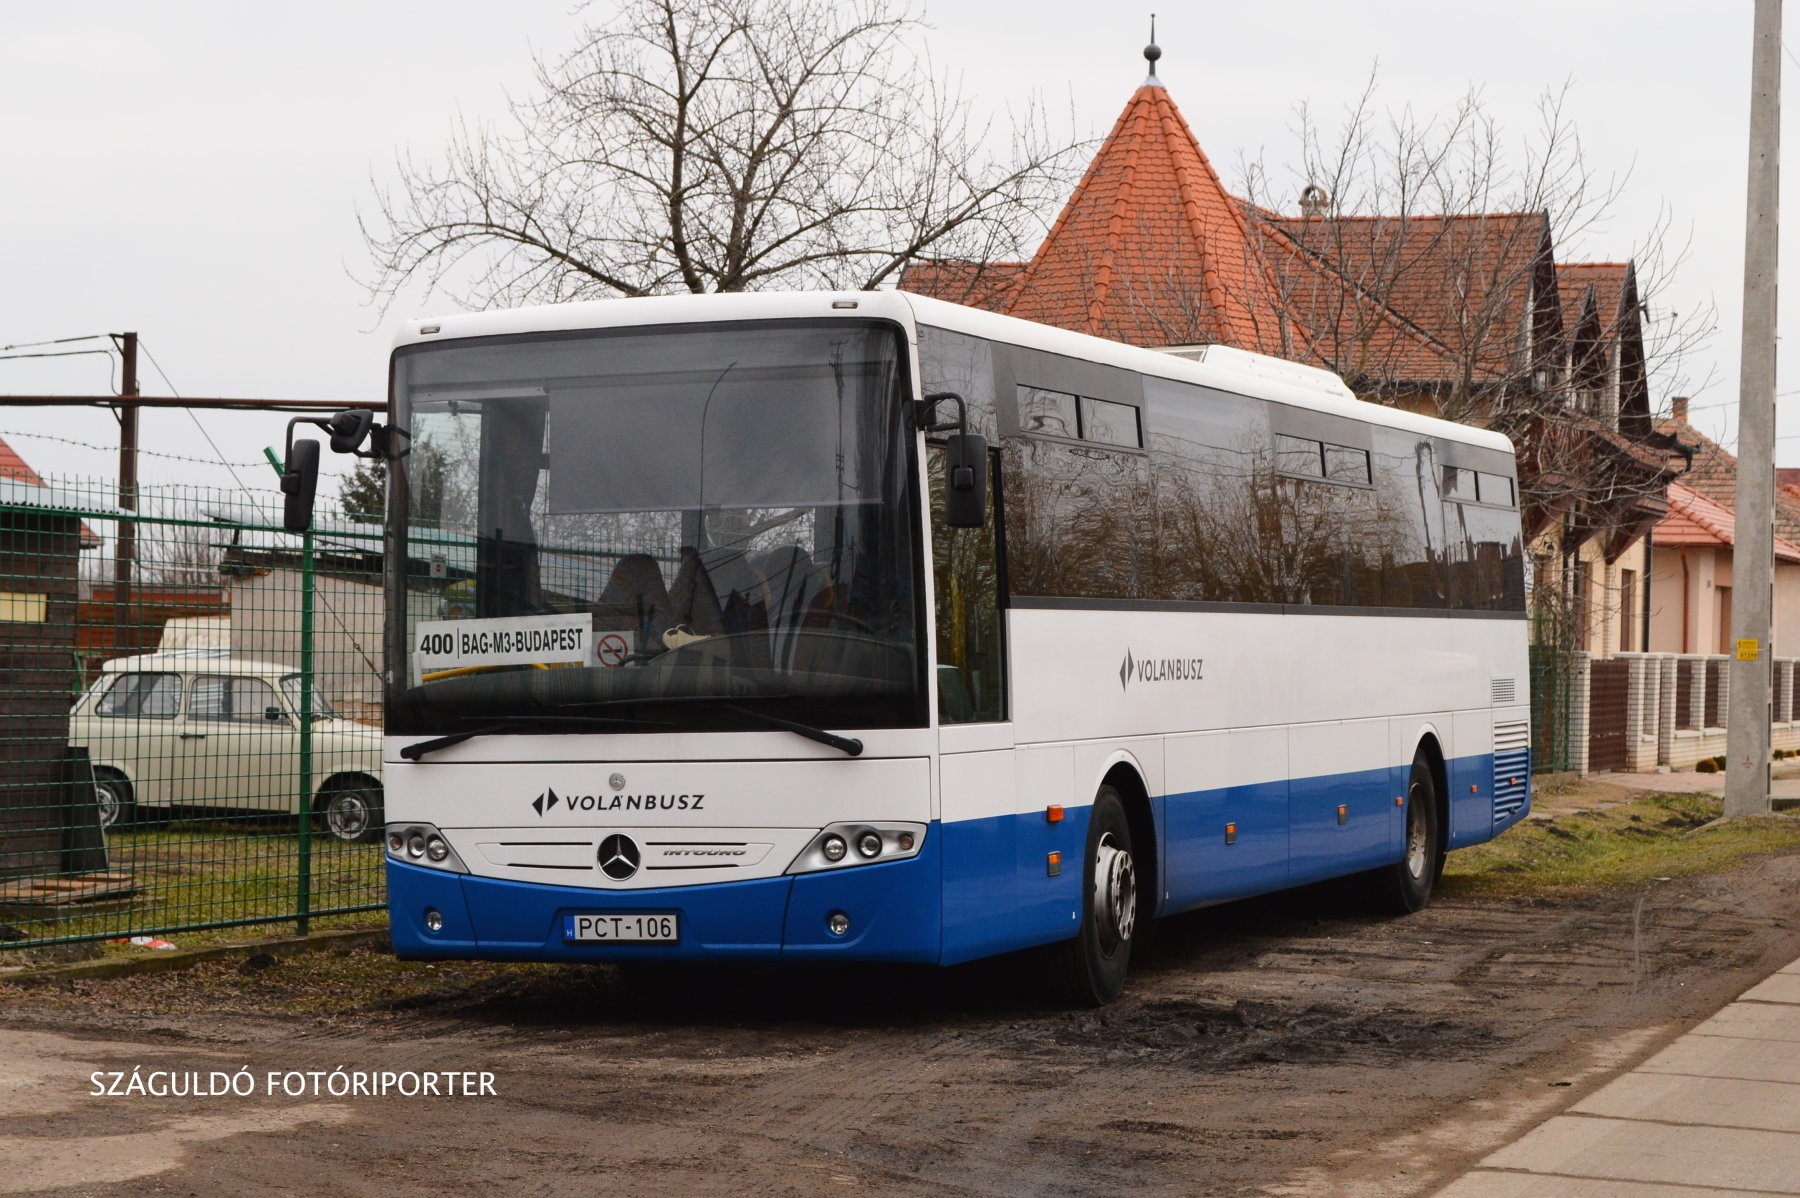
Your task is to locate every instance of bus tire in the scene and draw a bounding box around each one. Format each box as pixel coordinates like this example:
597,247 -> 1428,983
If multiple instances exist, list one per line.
1043,785 -> 1137,1007
93,769 -> 135,830
1368,756 -> 1442,914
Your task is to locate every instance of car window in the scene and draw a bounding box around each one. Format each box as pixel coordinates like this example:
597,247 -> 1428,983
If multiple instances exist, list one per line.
190,676 -> 284,723
95,673 -> 181,719
280,676 -> 336,719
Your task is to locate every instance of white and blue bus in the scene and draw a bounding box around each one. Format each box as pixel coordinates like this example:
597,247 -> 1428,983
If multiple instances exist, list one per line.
369,290 -> 1530,1004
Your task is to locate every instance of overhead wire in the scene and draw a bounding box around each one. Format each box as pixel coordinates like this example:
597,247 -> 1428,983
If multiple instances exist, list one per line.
133,339 -> 257,497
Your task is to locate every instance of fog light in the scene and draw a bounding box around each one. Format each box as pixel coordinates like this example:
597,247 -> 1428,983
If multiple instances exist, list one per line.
827,911 -> 850,936
387,831 -> 405,853
426,835 -> 450,862
822,834 -> 847,862
898,832 -> 915,851
407,834 -> 426,858
424,907 -> 443,933
857,832 -> 882,858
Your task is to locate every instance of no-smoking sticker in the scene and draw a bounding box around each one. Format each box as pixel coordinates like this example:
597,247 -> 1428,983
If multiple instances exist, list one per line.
597,633 -> 633,667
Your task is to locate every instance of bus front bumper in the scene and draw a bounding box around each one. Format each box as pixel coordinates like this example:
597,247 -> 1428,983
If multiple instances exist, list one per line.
386,832 -> 942,963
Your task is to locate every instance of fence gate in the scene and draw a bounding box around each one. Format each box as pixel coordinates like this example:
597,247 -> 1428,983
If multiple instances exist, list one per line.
1587,658 -> 1631,773
0,478 -> 386,949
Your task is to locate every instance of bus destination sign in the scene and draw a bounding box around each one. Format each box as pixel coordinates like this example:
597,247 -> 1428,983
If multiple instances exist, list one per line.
412,613 -> 608,685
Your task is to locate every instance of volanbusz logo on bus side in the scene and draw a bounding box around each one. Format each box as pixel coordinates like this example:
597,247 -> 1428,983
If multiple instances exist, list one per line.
1119,649 -> 1205,692
531,787 -> 706,816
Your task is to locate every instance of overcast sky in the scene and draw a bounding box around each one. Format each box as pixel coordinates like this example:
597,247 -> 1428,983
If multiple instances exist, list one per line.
0,1 -> 1778,498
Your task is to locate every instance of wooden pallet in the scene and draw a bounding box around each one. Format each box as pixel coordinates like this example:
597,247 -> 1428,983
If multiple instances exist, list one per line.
0,871 -> 141,919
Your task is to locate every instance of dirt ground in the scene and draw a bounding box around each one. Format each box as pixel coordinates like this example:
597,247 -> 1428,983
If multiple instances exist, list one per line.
7,784 -> 1800,1197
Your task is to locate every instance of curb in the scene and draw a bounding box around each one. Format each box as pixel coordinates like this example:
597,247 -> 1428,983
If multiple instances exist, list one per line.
0,927 -> 391,987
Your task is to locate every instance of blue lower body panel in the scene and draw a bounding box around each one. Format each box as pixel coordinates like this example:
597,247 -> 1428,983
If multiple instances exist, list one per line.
388,831 -> 943,963
389,749 -> 1523,965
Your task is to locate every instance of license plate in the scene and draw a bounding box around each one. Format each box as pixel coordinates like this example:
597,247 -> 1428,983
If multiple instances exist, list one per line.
563,913 -> 678,943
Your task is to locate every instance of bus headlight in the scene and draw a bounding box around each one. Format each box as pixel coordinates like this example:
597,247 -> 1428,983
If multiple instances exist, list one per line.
787,823 -> 927,875
385,823 -> 469,874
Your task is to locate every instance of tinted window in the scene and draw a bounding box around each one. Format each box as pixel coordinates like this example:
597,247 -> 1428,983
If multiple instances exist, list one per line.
923,329 -> 1523,612
96,673 -> 180,719
1080,397 -> 1142,448
1018,386 -> 1078,438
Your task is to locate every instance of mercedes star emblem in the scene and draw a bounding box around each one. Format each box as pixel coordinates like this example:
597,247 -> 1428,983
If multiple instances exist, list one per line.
597,833 -> 641,880
609,772 -> 627,791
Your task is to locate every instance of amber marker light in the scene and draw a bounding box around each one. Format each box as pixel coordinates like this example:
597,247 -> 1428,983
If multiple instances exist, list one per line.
1046,851 -> 1062,877
1395,796 -> 1404,806
1046,805 -> 1064,823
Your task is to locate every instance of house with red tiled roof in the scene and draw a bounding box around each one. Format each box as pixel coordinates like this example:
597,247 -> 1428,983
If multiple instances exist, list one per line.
0,435 -> 99,548
1642,401 -> 1800,655
903,41 -> 1685,660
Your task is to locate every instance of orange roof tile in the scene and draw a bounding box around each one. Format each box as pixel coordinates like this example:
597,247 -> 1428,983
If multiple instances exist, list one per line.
1657,481 -> 1800,563
0,436 -> 46,486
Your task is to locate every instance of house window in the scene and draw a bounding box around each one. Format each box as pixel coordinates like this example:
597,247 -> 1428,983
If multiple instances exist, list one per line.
1620,569 -> 1636,652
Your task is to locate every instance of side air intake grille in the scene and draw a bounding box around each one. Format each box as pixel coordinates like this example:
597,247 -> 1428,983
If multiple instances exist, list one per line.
1493,721 -> 1530,822
1490,677 -> 1517,705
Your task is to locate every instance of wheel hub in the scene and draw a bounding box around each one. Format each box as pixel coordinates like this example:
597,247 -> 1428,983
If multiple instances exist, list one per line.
1093,834 -> 1136,950
328,793 -> 371,838
1404,784 -> 1429,879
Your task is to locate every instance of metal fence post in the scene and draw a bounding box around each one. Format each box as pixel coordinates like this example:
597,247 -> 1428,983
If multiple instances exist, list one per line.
296,527 -> 314,935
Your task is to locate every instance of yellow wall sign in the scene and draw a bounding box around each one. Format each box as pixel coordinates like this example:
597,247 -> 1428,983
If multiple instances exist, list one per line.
0,592 -> 46,623
1737,638 -> 1761,661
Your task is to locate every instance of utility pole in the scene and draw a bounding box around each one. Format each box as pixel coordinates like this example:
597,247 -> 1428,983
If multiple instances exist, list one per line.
112,332 -> 138,658
1727,0 -> 1782,818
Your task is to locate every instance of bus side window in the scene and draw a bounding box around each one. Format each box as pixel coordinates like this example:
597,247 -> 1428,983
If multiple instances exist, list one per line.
928,444 -> 1006,724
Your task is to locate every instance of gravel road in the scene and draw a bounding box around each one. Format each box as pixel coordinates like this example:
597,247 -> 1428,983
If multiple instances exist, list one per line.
6,849 -> 1800,1197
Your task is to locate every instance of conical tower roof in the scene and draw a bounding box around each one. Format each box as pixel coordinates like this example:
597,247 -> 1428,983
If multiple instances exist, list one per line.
1003,46 -> 1271,345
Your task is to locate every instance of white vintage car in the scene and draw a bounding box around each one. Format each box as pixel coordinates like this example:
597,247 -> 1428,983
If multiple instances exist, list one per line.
68,650 -> 385,842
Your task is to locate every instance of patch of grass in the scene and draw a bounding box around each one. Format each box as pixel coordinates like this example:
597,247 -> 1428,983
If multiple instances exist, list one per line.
1441,791 -> 1800,899
0,817 -> 384,952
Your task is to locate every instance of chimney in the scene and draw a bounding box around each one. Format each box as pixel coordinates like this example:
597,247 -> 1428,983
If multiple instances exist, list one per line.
1299,184 -> 1330,218
1672,396 -> 1689,421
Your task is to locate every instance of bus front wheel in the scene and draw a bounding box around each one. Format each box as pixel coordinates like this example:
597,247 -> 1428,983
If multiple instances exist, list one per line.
1368,756 -> 1443,914
1043,785 -> 1137,1007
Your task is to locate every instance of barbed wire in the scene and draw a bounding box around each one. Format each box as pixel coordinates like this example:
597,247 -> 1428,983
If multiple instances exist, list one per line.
0,428 -> 271,470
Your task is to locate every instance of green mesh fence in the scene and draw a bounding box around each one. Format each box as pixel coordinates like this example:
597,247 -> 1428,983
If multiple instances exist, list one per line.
0,475 -> 385,948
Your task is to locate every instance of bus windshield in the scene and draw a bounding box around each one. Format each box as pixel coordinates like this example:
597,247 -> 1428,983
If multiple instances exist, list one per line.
385,320 -> 923,736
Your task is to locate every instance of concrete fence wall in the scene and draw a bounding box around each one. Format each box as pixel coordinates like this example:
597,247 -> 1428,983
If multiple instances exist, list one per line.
1578,651 -> 1800,774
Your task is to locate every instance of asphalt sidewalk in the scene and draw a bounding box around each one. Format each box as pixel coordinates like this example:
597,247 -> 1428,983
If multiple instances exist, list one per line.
1435,956 -> 1800,1196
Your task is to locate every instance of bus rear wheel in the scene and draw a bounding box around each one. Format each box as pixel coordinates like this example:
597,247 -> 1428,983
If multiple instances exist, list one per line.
1043,785 -> 1137,1007
1367,756 -> 1442,914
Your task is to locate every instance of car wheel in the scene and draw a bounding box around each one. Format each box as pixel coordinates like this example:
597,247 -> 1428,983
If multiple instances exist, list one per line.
93,770 -> 135,830
320,784 -> 384,844
1041,785 -> 1137,1007
1365,755 -> 1442,914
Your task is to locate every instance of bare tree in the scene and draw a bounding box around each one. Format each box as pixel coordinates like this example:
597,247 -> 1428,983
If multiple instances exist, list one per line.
360,0 -> 1081,311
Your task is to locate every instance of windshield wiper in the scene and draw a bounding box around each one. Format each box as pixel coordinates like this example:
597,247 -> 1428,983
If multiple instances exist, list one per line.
398,715 -> 674,761
549,695 -> 864,756
714,705 -> 863,756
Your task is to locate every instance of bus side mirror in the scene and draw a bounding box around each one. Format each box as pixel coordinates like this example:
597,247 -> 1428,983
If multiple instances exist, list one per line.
944,433 -> 987,528
281,438 -> 320,533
